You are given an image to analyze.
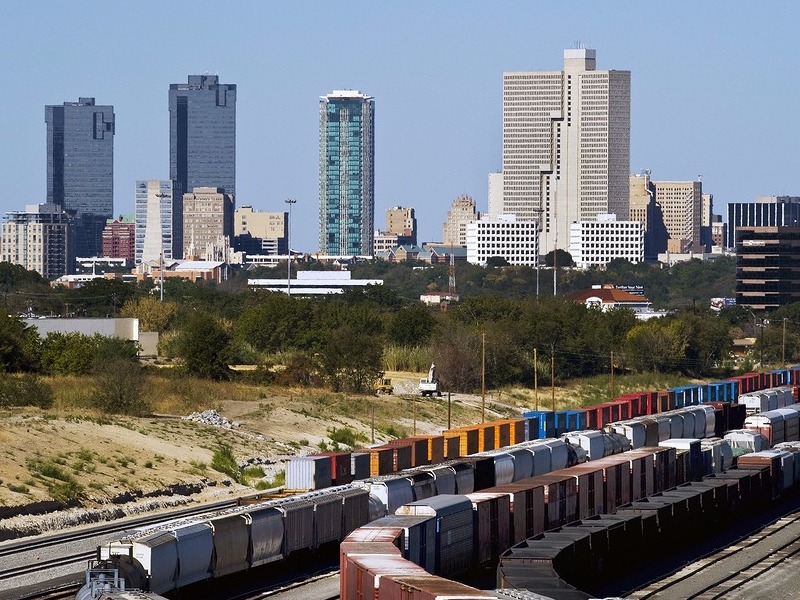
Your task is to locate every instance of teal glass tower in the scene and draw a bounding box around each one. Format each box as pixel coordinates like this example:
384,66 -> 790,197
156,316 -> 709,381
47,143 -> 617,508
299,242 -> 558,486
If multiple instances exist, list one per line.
319,90 -> 374,256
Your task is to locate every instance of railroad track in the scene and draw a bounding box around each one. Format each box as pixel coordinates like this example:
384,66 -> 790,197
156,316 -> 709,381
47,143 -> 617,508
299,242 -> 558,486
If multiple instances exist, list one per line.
0,497 -> 240,561
630,511 -> 800,599
0,497 -> 246,597
10,584 -> 80,600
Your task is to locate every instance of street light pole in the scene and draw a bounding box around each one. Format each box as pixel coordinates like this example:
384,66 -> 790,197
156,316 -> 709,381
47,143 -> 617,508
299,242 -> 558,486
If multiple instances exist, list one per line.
284,199 -> 296,295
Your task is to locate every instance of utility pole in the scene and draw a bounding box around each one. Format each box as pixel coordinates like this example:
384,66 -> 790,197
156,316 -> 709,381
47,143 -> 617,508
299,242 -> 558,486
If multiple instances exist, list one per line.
783,318 -> 788,367
610,351 -> 615,399
285,198 -> 296,295
481,332 -> 486,423
534,348 -> 539,411
447,392 -> 451,430
551,350 -> 556,411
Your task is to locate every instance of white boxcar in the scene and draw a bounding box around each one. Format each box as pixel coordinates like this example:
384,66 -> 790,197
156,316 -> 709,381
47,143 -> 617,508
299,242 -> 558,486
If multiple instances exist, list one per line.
286,456 -> 332,490
724,428 -> 770,452
700,438 -> 734,473
132,531 -> 177,595
610,422 -> 646,449
744,411 -> 786,446
738,392 -> 772,414
563,430 -> 605,461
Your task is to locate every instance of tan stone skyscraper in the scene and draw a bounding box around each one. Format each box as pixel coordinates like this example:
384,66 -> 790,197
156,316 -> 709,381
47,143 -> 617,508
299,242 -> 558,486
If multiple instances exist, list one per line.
442,195 -> 479,246
182,187 -> 234,260
502,48 -> 630,254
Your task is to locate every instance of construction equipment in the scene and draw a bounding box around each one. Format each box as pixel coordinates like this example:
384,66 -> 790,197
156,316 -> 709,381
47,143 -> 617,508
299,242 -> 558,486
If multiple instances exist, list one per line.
374,373 -> 394,395
418,363 -> 442,397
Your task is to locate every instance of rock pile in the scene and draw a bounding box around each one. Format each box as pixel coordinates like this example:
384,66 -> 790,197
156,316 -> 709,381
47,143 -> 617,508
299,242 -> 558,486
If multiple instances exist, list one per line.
182,409 -> 240,429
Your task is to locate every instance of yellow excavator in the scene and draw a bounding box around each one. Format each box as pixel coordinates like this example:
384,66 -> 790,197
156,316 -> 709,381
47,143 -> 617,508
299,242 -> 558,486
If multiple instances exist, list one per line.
374,372 -> 394,395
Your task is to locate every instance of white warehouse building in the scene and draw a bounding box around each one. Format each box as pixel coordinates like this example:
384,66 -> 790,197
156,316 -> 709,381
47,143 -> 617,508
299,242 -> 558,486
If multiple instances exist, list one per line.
569,214 -> 644,269
466,214 -> 539,266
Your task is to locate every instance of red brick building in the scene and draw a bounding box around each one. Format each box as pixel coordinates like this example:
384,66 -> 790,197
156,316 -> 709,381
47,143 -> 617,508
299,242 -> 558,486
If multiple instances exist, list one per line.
101,219 -> 135,260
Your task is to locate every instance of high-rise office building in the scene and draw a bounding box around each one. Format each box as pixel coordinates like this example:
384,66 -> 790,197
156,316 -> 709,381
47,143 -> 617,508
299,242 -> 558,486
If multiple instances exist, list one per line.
234,206 -> 287,255
135,180 -> 183,264
502,48 -> 630,254
443,195 -> 479,247
1,204 -> 73,279
727,196 -> 800,249
653,180 -> 703,250
736,226 -> 800,310
629,172 -> 667,259
102,218 -> 135,261
169,75 -> 236,197
182,187 -> 234,260
488,172 -> 504,216
385,207 -> 417,245
45,97 -> 114,258
319,90 -> 375,256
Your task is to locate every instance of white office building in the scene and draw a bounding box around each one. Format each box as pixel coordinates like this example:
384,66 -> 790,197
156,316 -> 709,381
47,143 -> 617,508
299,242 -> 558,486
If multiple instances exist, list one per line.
569,214 -> 643,269
135,180 -> 182,264
502,48 -> 630,255
466,214 -> 538,266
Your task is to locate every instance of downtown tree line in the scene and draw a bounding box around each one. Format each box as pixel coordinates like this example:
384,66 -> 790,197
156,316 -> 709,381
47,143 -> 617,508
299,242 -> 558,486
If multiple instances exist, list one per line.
0,257 -> 796,403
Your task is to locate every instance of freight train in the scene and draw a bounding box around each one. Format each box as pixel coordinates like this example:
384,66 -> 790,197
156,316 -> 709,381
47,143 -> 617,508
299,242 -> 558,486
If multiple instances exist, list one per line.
340,413 -> 800,600
78,367 -> 800,599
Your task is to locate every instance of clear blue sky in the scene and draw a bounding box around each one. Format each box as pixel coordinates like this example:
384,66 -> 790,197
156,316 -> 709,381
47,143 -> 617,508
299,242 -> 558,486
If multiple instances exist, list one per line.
2,2 -> 798,252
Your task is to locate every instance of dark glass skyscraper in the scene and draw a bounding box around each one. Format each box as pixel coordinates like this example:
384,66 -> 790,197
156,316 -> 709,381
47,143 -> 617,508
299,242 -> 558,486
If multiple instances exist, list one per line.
45,97 -> 114,258
319,90 -> 374,256
169,75 -> 236,197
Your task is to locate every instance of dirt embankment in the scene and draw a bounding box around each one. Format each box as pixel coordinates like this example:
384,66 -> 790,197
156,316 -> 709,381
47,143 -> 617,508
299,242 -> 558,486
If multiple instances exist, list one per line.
0,371 -> 550,538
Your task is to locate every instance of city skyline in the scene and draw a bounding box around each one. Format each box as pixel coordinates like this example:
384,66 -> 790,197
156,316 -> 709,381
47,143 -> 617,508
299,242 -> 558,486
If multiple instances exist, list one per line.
3,2 -> 800,252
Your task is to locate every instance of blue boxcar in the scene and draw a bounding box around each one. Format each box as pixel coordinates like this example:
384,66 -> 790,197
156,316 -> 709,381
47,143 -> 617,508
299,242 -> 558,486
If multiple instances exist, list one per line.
522,410 -> 555,439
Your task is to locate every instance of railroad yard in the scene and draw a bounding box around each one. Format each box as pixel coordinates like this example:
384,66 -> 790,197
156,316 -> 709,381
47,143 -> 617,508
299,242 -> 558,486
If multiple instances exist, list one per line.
7,370 -> 800,600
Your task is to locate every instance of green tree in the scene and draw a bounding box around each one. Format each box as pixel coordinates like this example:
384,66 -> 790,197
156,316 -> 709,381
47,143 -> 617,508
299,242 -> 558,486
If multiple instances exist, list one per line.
317,324 -> 383,392
40,333 -> 139,376
543,249 -> 575,268
675,309 -> 732,375
0,374 -> 52,408
0,312 -> 40,372
119,296 -> 178,332
625,320 -> 688,373
431,321 -> 482,393
235,294 -> 313,353
174,312 -> 234,380
388,305 -> 437,346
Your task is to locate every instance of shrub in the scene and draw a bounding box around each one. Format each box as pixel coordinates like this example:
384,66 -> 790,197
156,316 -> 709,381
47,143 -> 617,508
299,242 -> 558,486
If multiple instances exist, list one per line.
211,445 -> 240,481
91,357 -> 150,416
0,374 -> 53,409
328,427 -> 362,448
